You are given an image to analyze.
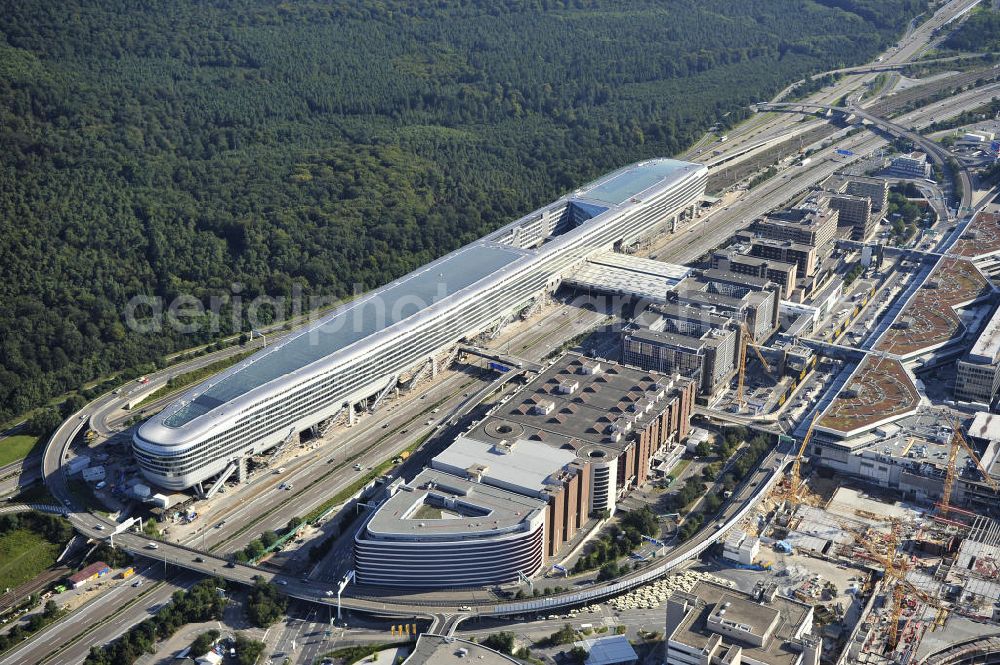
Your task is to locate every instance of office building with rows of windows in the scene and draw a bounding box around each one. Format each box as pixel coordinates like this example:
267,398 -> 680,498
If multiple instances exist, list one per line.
354,469 -> 548,588
134,159 -> 708,490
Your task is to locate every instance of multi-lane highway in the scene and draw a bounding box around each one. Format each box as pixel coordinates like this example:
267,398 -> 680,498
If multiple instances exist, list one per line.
662,72 -> 993,268
7,3 -> 989,661
760,99 -> 975,205
14,299 -> 609,662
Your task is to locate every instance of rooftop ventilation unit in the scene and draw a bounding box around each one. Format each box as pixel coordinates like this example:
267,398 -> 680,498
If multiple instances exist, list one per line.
557,380 -> 579,394
532,400 -> 555,415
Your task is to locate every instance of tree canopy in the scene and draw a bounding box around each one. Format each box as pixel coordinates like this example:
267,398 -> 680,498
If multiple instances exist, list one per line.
0,0 -> 925,422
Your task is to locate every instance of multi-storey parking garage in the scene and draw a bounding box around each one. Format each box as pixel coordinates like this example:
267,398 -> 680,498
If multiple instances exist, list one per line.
134,159 -> 708,490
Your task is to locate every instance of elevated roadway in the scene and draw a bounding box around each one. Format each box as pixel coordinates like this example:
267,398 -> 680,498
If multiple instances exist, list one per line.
37,315 -> 798,629
23,0 -> 988,650
71,436 -> 794,629
756,101 -> 975,211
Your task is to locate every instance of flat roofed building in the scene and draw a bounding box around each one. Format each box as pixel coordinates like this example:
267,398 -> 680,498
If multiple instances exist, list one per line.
712,251 -> 798,299
844,176 -> 889,213
752,203 -> 838,249
675,270 -> 780,342
432,436 -> 579,499
355,468 -> 547,588
748,238 -> 818,279
622,307 -> 738,396
456,354 -> 695,554
564,252 -> 691,303
573,635 -> 638,665
433,435 -> 590,557
956,306 -> 1000,404
665,581 -> 820,665
888,152 -> 931,179
134,158 -> 707,490
403,635 -> 528,664
810,424 -> 1000,514
828,192 -> 875,241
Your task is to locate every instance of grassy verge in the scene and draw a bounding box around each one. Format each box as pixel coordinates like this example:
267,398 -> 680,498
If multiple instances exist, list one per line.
667,458 -> 691,481
0,529 -> 60,590
317,641 -> 413,665
0,435 -> 42,468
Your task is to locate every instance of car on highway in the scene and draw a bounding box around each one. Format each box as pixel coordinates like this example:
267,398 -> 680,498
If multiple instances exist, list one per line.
215,521 -> 225,529
95,524 -> 105,530
353,463 -> 362,471
146,542 -> 158,549
194,556 -> 204,563
458,605 -> 472,612
132,579 -> 142,587
285,483 -> 293,491
276,580 -> 287,586
325,590 -> 335,597
274,467 -> 286,474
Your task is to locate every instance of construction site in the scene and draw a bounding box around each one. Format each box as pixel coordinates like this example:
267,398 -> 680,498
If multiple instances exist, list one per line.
721,413 -> 1000,665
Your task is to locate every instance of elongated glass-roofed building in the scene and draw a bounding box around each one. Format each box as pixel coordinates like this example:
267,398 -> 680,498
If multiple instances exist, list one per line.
134,159 -> 708,490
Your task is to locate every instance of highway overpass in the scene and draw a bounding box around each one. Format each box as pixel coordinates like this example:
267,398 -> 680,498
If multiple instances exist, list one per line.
755,101 -> 974,212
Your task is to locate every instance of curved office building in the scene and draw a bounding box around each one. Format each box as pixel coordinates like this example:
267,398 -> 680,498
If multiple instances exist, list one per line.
134,158 -> 708,490
355,470 -> 547,588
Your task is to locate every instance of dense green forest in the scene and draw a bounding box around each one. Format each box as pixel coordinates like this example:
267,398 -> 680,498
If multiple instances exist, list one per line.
0,0 -> 926,422
944,6 -> 1000,53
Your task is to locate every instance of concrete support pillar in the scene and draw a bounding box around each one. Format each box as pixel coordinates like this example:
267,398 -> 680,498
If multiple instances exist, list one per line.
671,214 -> 678,233
431,356 -> 438,379
348,402 -> 357,426
237,457 -> 247,483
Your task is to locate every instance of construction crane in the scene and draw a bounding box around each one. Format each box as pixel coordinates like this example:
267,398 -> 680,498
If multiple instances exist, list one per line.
939,421 -> 1000,519
769,411 -> 823,508
736,322 -> 777,409
843,523 -> 949,652
789,412 -> 819,499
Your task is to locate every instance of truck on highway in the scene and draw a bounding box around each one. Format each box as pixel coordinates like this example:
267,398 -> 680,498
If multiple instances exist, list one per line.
120,567 -> 135,579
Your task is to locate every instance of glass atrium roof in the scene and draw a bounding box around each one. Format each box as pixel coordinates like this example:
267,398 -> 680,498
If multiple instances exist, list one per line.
162,243 -> 524,428
576,159 -> 691,206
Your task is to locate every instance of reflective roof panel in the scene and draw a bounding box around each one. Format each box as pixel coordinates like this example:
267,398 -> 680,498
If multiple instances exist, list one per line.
575,159 -> 692,206
163,242 -> 524,428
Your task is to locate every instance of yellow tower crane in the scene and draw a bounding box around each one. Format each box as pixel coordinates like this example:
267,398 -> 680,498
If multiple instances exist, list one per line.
736,322 -> 777,410
770,411 -> 824,507
843,523 -> 949,652
939,421 -> 1000,519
